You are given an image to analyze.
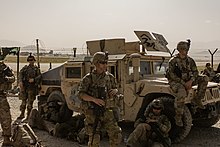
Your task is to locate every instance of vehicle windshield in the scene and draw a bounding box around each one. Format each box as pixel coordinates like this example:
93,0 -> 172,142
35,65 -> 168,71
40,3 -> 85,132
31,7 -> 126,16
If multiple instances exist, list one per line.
139,60 -> 168,76
153,61 -> 168,75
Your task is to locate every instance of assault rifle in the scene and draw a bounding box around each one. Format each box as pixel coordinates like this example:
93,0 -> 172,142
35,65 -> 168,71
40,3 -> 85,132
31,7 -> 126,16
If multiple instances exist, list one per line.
0,73 -> 5,83
91,86 -> 107,145
148,122 -> 171,147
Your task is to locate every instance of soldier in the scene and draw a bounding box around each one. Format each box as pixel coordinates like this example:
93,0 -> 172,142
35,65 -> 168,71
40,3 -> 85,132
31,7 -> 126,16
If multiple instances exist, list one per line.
126,99 -> 171,147
28,101 -> 84,140
78,52 -> 122,147
203,63 -> 216,81
0,58 -> 15,146
217,63 -> 220,73
18,53 -> 41,119
166,40 -> 208,126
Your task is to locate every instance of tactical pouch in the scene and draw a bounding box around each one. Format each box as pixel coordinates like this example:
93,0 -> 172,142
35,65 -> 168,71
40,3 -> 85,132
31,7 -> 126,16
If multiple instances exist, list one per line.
0,83 -> 12,91
18,91 -> 27,100
112,107 -> 120,122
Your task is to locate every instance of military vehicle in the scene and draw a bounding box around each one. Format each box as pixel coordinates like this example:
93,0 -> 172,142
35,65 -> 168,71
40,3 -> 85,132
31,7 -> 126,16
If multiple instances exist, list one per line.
38,31 -> 220,143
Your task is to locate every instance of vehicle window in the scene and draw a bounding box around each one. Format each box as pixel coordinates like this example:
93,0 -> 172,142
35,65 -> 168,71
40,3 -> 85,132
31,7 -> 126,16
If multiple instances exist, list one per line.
108,65 -> 118,80
66,67 -> 81,78
109,66 -> 115,76
153,61 -> 168,74
140,61 -> 151,75
129,61 -> 133,75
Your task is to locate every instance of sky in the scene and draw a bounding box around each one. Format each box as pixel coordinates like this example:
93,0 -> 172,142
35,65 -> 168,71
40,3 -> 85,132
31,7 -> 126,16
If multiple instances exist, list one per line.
1,0 -> 220,52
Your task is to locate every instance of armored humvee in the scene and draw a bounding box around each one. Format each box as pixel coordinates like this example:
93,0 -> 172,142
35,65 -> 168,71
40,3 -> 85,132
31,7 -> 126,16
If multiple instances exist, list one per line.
38,31 -> 220,143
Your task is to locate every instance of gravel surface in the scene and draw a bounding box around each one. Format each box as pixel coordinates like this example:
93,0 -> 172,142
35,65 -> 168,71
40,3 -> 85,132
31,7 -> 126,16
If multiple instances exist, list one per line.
1,97 -> 220,147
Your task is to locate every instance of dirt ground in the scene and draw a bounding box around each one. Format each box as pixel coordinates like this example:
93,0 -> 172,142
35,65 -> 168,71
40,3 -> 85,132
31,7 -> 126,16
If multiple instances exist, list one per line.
0,97 -> 220,147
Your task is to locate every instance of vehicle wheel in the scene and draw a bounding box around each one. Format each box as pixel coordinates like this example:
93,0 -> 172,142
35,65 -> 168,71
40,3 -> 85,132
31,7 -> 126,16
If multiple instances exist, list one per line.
159,97 -> 192,143
47,90 -> 73,122
193,115 -> 220,127
47,91 -> 66,103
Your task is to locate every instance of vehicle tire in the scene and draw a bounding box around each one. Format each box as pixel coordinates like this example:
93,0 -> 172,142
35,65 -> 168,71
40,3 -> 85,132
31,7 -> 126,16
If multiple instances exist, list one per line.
159,97 -> 192,143
193,115 -> 220,127
47,90 -> 73,122
47,91 -> 66,103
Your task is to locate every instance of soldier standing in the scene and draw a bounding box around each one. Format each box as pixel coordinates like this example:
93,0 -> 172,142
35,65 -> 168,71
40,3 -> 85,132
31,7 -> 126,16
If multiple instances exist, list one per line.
78,52 -> 122,147
166,40 -> 208,126
0,58 -> 15,146
126,99 -> 171,147
18,54 -> 41,119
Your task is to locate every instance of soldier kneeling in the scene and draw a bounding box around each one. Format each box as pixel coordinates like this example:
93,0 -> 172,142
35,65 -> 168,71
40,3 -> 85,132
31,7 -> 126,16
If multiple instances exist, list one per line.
126,99 -> 171,147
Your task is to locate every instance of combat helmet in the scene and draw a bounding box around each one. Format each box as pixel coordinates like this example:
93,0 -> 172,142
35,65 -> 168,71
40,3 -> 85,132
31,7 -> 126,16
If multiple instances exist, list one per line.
27,53 -> 36,62
206,63 -> 211,67
92,52 -> 108,64
151,99 -> 164,110
177,39 -> 191,51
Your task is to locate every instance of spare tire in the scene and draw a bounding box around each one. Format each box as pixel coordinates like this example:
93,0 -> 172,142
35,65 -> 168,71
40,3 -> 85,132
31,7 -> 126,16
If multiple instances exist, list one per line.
159,97 -> 192,143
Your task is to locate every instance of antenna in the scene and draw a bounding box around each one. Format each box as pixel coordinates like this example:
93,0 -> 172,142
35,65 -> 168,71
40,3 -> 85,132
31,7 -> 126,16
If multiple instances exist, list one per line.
36,39 -> 40,68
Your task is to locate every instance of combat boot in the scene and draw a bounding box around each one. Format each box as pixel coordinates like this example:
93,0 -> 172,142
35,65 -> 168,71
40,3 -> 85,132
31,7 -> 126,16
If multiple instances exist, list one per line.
17,111 -> 25,119
2,136 -> 13,147
192,98 -> 205,109
174,115 -> 183,127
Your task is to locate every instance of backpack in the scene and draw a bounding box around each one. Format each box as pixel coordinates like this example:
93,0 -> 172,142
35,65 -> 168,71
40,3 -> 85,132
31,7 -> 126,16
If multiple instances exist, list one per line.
12,123 -> 42,147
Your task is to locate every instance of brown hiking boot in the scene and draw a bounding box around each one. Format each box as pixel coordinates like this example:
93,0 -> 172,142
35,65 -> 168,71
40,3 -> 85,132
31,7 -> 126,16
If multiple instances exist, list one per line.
175,115 -> 183,127
2,137 -> 13,147
192,98 -> 205,109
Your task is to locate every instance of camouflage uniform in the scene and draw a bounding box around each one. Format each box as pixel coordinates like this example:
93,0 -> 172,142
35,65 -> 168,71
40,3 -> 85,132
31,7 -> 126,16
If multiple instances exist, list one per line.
126,99 -> 171,147
28,101 -> 73,133
203,63 -> 215,81
18,55 -> 41,119
217,63 -> 220,73
28,102 -> 85,141
0,60 -> 15,146
167,41 -> 208,126
78,52 -> 122,147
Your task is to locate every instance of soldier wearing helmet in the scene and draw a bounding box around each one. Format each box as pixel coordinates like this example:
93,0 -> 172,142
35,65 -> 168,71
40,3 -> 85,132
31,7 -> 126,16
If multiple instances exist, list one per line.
177,41 -> 190,51
151,99 -> 163,109
78,51 -> 122,147
203,63 -> 215,81
26,54 -> 36,62
18,53 -> 41,120
92,51 -> 108,64
166,40 -> 208,126
0,57 -> 15,146
126,99 -> 171,147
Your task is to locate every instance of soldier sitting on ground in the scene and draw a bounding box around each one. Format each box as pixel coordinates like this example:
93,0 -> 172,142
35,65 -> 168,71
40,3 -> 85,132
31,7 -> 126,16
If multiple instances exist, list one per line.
28,100 -> 85,141
126,99 -> 171,147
